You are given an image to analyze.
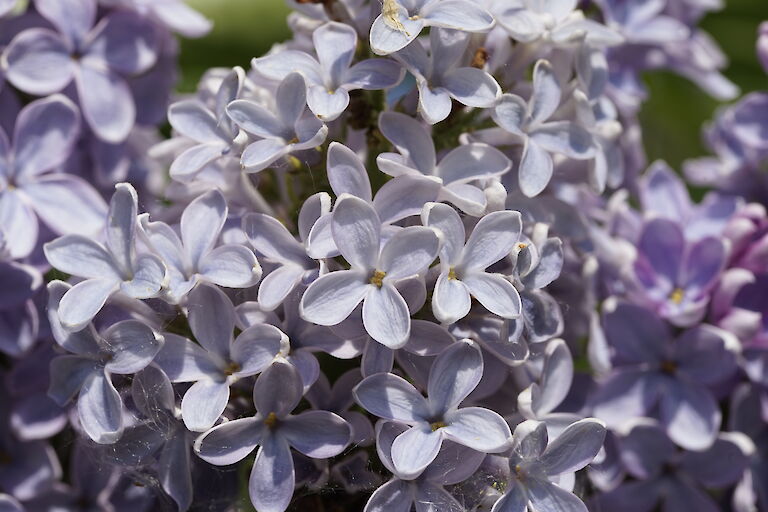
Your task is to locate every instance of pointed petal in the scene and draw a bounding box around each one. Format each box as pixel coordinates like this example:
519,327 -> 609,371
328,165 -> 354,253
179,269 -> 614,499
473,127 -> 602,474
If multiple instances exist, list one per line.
428,340 -> 483,413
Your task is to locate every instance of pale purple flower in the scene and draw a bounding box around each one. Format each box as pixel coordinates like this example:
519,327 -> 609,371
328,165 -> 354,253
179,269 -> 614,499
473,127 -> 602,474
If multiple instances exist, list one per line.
101,0 -> 212,38
44,183 -> 167,331
0,434 -> 60,502
492,60 -> 596,197
0,94 -> 106,260
252,21 -> 403,121
0,494 -> 23,512
305,142 -> 441,259
597,0 -> 689,45
629,217 -> 727,327
300,194 -> 439,348
305,369 -> 374,447
759,22 -> 768,74
488,419 -> 606,512
167,67 -> 245,182
597,419 -> 752,512
364,420 -> 486,511
0,0 -> 15,18
638,161 -> 740,240
353,340 -> 511,477
489,0 -> 622,46
226,72 -> 328,173
590,302 -> 738,450
3,0 -> 159,142
140,188 -> 262,304
153,283 -> 285,431
369,0 -> 495,56
517,339 -> 582,435
242,195 -> 325,310
394,28 -> 501,124
194,359 -> 351,512
422,202 -> 522,324
46,281 -> 164,444
377,111 -> 511,215
511,226 -> 565,342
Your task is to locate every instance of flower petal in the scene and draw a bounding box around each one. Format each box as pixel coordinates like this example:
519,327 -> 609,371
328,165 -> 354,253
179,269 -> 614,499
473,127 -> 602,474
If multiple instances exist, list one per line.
540,418 -> 606,475
332,195 -> 381,270
443,406 -> 511,452
428,340 -> 483,414
3,29 -> 74,96
363,284 -> 411,349
78,370 -> 123,444
353,373 -> 429,423
300,270 -> 369,325
391,425 -> 443,479
281,411 -> 351,458
194,417 -> 263,465
250,434 -> 295,512
463,272 -> 522,319
461,210 -> 522,271
181,379 -> 230,432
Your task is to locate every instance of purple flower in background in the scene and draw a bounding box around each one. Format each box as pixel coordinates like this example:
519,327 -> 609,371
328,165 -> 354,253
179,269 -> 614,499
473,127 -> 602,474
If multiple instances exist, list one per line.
0,94 -> 106,259
422,202 -> 523,324
353,340 -> 511,477
0,495 -> 23,512
759,22 -> 768,74
591,302 -> 738,450
488,419 -> 606,512
3,0 -> 159,142
597,419 -> 752,512
140,188 -> 262,303
102,0 -> 212,38
365,420 -> 486,511
377,111 -> 511,215
597,0 -> 689,46
226,72 -> 328,173
492,60 -> 596,197
44,183 -> 166,331
629,217 -> 727,327
153,283 -> 285,431
194,359 -> 351,512
252,22 -> 403,121
0,0 -> 15,18
394,28 -> 501,124
300,195 -> 439,348
638,161 -> 740,240
46,281 -> 164,444
369,0 -> 495,56
166,67 -> 245,181
305,369 -> 374,447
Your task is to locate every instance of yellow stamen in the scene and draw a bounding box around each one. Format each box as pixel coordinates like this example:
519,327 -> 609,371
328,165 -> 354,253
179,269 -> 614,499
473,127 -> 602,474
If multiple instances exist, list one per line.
447,267 -> 458,280
669,288 -> 685,304
517,243 -> 528,250
370,270 -> 386,287
430,421 -> 447,431
660,360 -> 677,374
264,412 -> 279,428
224,362 -> 241,376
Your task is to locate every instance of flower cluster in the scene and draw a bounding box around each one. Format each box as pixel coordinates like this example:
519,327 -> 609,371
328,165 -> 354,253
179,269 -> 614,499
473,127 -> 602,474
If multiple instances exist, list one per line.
1,0 -> 767,511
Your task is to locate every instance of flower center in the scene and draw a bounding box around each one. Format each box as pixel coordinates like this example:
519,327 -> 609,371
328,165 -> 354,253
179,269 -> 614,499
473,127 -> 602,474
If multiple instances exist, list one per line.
660,360 -> 677,375
517,243 -> 528,250
264,412 -> 279,428
430,421 -> 447,431
224,362 -> 241,376
447,267 -> 458,280
369,270 -> 386,287
669,287 -> 685,304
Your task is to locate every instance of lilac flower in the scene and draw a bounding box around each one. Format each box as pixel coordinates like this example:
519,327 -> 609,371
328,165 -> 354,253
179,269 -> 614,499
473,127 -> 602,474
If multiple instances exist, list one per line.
140,188 -> 262,304
365,420 -> 486,511
0,495 -> 22,512
3,0 -> 159,142
46,281 -> 164,444
369,0 -> 495,56
194,359 -> 351,512
377,112 -> 511,215
487,419 -> 606,512
508,227 -> 565,342
0,94 -> 106,259
226,72 -> 328,173
0,434 -> 59,502
252,22 -> 403,121
153,283 -> 285,431
305,142 -> 441,259
759,22 -> 768,74
102,0 -> 212,38
492,60 -> 596,197
300,195 -> 439,348
597,0 -> 689,46
44,183 -> 167,331
125,365 -> 196,511
628,217 -> 727,327
590,302 -> 738,450
242,200 -> 322,310
166,67 -> 245,182
638,161 -> 740,240
394,28 -> 501,124
597,419 -> 752,512
517,339 -> 582,434
0,0 -> 14,18
422,202 -> 523,324
353,340 -> 511,477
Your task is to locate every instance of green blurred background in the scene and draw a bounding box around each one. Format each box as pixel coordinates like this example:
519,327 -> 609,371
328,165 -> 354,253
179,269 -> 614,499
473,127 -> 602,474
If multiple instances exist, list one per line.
181,0 -> 767,170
